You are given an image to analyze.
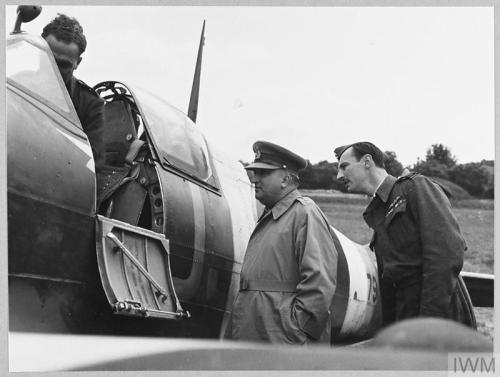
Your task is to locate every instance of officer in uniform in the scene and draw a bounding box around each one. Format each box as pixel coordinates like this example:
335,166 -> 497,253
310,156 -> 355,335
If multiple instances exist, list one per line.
334,141 -> 468,326
42,14 -> 105,169
228,141 -> 338,344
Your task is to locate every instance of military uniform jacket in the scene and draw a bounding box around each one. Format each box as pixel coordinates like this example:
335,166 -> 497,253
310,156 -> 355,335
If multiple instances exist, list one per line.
229,189 -> 338,344
68,76 -> 105,169
363,173 -> 466,317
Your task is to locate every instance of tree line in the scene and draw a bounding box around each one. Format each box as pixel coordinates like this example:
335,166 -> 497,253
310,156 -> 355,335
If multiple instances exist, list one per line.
298,144 -> 494,199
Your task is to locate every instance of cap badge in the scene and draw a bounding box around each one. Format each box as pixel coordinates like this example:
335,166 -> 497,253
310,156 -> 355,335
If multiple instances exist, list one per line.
255,148 -> 261,160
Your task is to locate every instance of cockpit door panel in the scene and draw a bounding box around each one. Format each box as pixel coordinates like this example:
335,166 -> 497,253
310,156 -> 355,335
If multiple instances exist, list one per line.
96,215 -> 189,320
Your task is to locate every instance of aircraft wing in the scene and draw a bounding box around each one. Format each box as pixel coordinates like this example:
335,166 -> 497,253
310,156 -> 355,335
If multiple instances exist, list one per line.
7,332 -> 455,371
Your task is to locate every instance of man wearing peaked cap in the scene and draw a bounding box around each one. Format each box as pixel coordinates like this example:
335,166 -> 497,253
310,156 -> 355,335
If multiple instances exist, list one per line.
246,141 -> 308,171
334,141 -> 469,328
227,141 -> 338,345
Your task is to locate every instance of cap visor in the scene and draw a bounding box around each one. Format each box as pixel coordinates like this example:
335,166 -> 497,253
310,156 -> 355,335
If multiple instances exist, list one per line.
244,162 -> 281,170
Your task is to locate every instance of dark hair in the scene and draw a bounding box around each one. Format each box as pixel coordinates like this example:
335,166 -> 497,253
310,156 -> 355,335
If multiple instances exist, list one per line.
42,13 -> 87,55
349,142 -> 387,168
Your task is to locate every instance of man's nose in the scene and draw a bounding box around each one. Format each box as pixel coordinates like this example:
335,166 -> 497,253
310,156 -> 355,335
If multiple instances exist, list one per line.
337,170 -> 344,180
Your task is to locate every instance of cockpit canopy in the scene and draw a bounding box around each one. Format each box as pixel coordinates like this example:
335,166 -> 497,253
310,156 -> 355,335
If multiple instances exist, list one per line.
131,87 -> 214,186
7,37 -> 79,126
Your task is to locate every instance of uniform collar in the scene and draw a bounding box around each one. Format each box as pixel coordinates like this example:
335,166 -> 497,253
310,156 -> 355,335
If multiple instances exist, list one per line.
268,189 -> 301,221
374,175 -> 397,203
66,75 -> 77,98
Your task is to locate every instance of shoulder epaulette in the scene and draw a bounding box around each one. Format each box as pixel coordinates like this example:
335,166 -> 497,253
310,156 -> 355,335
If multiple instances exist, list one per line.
296,196 -> 313,205
396,173 -> 452,198
396,172 -> 419,182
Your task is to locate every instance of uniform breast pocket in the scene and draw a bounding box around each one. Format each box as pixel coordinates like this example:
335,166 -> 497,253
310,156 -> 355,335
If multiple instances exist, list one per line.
384,201 -> 418,250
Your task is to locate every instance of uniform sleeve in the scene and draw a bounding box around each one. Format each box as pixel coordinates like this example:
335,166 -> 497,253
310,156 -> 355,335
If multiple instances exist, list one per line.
407,177 -> 466,317
81,93 -> 105,170
291,204 -> 338,340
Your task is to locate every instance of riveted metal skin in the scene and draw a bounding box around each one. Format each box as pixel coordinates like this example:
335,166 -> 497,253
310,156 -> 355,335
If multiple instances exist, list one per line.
6,56 -> 248,338
7,34 -> 100,334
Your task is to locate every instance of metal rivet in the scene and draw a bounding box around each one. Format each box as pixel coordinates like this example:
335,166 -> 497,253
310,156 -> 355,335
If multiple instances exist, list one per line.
126,134 -> 133,141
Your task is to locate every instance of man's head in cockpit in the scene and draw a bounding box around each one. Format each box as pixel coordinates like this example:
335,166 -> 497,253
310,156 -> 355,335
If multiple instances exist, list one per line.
42,13 -> 87,86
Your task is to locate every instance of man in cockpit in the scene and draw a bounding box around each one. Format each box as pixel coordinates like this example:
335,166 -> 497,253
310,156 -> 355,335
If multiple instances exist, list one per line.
42,13 -> 105,170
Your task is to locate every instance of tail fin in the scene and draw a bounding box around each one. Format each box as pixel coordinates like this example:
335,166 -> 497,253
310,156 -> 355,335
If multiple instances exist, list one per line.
187,20 -> 205,123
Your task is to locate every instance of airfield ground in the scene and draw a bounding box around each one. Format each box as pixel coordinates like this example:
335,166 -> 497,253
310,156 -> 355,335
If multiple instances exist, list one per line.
302,189 -> 494,341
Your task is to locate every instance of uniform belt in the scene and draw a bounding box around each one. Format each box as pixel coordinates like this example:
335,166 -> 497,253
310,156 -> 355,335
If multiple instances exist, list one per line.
239,279 -> 297,293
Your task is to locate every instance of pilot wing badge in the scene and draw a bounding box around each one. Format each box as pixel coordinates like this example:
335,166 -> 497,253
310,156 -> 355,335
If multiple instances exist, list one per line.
386,195 -> 406,218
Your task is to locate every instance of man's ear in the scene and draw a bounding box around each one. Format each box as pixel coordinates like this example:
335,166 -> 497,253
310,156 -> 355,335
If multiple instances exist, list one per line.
76,56 -> 82,69
280,172 -> 290,188
363,154 -> 373,168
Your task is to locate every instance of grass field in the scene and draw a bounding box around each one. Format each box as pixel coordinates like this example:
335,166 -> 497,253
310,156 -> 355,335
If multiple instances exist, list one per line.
301,189 -> 494,341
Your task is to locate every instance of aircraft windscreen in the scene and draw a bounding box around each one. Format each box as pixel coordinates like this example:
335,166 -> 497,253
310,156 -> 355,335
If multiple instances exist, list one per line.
7,40 -> 71,116
132,87 -> 212,182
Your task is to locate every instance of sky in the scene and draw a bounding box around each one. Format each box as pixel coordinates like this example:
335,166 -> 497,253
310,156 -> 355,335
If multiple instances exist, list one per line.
5,5 -> 494,167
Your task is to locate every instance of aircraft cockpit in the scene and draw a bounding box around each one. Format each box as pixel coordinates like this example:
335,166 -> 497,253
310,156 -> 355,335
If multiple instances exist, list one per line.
93,81 -> 220,233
